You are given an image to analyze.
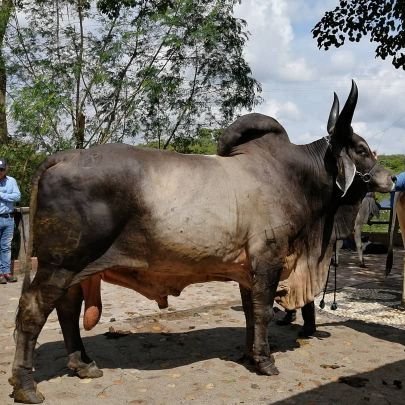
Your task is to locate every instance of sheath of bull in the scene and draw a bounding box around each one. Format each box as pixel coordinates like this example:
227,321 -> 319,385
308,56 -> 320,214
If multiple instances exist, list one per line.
81,275 -> 102,330
386,192 -> 400,275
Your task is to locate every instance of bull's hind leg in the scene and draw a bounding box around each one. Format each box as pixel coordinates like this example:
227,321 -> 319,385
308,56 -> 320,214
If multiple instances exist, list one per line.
354,226 -> 365,267
239,285 -> 254,359
56,284 -> 103,379
10,267 -> 75,404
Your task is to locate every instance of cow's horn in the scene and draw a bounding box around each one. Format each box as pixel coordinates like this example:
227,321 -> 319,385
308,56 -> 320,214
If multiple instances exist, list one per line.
336,80 -> 358,129
327,92 -> 340,134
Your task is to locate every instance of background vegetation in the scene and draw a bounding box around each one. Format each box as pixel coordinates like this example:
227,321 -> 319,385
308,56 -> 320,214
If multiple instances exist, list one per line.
2,0 -> 261,151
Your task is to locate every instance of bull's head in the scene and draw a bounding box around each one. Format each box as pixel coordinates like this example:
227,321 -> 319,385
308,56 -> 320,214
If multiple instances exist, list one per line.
327,80 -> 395,196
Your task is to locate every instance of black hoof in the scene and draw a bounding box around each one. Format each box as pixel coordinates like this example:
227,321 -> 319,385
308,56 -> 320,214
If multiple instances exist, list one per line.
11,387 -> 45,404
255,355 -> 279,376
67,351 -> 103,379
76,361 -> 103,379
298,326 -> 316,338
9,371 -> 44,404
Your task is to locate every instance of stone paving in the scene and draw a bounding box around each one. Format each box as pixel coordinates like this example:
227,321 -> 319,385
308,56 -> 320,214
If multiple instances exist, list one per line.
0,248 -> 404,404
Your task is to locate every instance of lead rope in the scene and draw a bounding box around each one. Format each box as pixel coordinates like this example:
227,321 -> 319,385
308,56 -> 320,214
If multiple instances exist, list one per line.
319,241 -> 338,310
331,245 -> 338,310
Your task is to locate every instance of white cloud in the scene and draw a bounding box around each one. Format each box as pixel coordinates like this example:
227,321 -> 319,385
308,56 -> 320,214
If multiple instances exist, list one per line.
281,58 -> 314,81
236,0 -> 405,154
257,98 -> 302,122
235,0 -> 314,83
329,51 -> 357,73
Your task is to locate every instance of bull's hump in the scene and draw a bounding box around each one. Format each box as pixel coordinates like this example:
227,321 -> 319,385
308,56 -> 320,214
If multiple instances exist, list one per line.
217,113 -> 289,156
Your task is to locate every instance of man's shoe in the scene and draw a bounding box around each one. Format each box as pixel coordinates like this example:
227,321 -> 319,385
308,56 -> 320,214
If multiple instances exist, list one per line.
0,275 -> 6,284
4,274 -> 17,283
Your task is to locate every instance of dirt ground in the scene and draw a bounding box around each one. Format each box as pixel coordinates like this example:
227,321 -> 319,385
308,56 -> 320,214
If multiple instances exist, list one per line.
1,248 -> 404,405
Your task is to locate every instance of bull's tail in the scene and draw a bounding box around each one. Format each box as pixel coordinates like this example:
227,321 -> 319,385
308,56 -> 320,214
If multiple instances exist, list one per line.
15,154 -> 66,341
20,154 -> 67,294
385,192 -> 399,276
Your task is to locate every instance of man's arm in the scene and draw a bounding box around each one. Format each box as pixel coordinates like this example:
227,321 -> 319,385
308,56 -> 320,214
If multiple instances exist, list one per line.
0,177 -> 21,203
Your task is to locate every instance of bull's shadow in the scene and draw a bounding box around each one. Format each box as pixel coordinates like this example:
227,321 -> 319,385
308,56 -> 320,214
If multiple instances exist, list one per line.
32,321 -> 313,383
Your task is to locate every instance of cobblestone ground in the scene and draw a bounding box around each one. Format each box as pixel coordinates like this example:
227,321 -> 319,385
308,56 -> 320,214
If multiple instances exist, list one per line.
0,248 -> 404,405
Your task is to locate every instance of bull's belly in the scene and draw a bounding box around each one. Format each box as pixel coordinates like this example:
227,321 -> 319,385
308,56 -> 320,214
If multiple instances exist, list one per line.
78,252 -> 251,331
103,258 -> 252,301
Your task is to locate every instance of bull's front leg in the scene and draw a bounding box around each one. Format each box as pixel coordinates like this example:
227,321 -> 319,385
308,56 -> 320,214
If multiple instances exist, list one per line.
10,267 -> 75,404
250,254 -> 282,376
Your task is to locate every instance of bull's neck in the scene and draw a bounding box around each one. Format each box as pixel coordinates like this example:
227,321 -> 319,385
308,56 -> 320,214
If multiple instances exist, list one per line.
296,137 -> 337,215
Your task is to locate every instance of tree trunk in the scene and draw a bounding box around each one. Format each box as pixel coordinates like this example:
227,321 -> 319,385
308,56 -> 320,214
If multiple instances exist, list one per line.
0,0 -> 13,144
75,112 -> 85,149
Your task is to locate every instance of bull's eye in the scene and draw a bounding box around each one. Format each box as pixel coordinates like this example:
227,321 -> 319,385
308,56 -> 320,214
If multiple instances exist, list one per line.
356,147 -> 369,157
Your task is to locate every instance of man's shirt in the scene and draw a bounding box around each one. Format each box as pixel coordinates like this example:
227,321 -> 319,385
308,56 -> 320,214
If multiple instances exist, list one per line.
0,176 -> 21,214
394,172 -> 405,192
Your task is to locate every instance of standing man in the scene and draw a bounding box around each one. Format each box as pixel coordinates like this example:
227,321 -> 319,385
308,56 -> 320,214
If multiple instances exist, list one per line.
0,157 -> 21,284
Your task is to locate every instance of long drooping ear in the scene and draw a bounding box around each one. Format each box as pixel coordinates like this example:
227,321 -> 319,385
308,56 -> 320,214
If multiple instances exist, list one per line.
327,92 -> 339,134
335,149 -> 356,196
330,80 -> 358,196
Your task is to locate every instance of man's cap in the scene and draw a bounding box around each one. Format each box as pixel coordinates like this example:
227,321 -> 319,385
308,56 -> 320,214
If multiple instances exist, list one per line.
0,158 -> 7,169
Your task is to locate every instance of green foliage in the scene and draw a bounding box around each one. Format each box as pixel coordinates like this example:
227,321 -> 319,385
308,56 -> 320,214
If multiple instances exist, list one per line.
378,154 -> 405,175
170,128 -> 220,154
373,154 -> 405,204
0,140 -> 46,206
313,0 -> 405,69
140,127 -> 219,154
11,79 -> 74,153
5,0 -> 261,151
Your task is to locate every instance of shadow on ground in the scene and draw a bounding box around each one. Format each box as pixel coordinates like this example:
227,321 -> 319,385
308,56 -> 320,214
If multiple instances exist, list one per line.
33,324 -> 306,382
273,360 -> 405,405
317,318 -> 405,346
32,302 -> 405,384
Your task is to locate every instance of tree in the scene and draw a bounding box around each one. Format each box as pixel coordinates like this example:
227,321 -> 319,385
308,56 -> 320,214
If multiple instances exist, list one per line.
0,0 -> 14,143
0,140 -> 45,205
312,0 -> 405,69
5,0 -> 261,152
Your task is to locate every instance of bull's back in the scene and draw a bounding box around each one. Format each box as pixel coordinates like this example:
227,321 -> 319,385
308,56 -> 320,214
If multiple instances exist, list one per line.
32,144 -> 247,271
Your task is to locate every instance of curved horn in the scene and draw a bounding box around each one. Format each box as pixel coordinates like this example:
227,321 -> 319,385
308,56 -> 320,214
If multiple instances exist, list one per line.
327,92 -> 340,134
336,80 -> 358,129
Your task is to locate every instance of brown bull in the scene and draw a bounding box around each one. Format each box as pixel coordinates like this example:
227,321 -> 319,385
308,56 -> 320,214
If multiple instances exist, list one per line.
10,81 -> 395,403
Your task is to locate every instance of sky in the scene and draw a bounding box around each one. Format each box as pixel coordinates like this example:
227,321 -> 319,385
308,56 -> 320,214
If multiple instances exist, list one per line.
234,0 -> 405,155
